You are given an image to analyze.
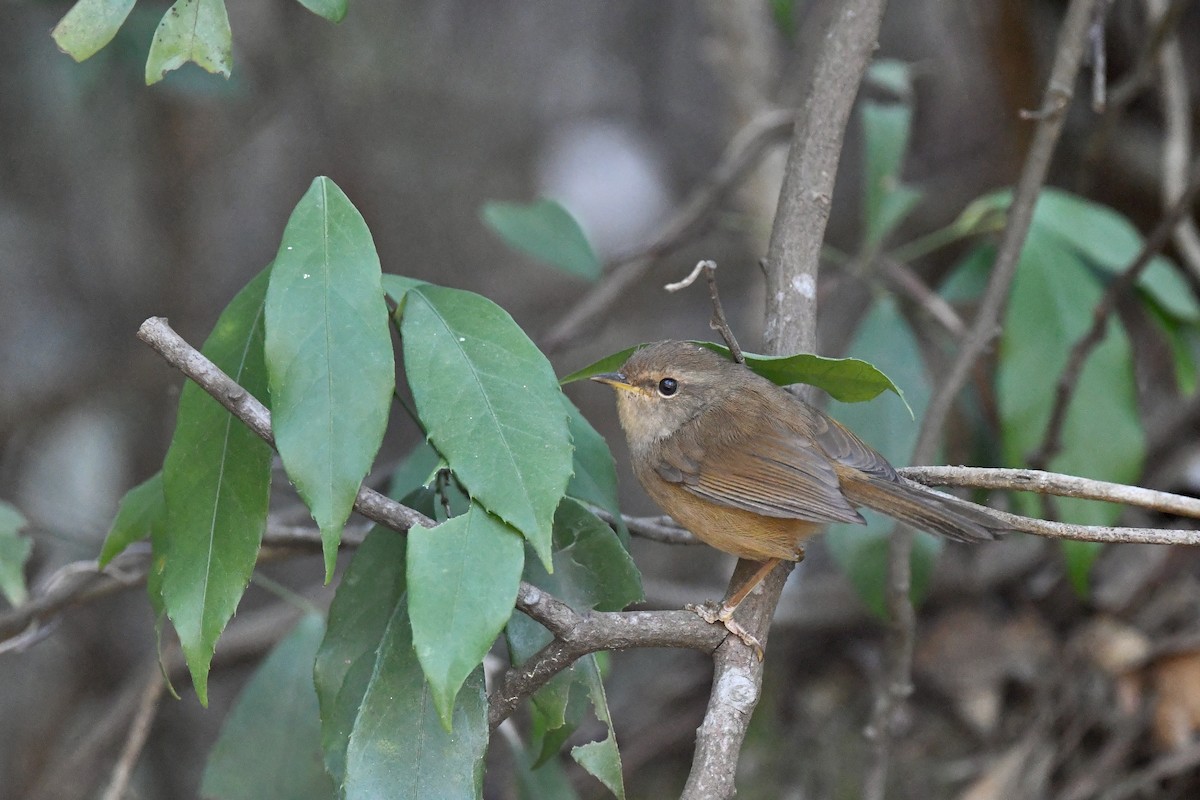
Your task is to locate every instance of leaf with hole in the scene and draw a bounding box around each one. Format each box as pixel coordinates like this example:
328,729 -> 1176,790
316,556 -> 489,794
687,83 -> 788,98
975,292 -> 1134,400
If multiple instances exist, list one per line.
145,0 -> 232,84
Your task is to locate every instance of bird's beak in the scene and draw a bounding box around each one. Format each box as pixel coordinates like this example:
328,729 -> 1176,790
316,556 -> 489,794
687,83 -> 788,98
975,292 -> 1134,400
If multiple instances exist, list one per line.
590,372 -> 638,393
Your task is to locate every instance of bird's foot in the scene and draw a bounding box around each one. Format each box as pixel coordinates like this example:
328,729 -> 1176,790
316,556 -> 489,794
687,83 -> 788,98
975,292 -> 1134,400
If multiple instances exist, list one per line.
686,600 -> 764,661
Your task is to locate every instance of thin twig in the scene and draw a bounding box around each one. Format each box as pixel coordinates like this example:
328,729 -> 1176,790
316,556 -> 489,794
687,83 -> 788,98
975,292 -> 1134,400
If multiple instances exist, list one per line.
541,109 -> 795,353
589,508 -> 702,545
865,3 -> 1102,797
879,256 -> 966,337
100,664 -> 166,800
666,261 -> 745,363
1028,154 -> 1200,469
1089,1 -> 1113,112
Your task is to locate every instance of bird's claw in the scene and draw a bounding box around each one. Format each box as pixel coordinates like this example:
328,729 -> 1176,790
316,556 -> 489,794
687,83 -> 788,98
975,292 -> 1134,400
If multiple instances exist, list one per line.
686,601 -> 765,661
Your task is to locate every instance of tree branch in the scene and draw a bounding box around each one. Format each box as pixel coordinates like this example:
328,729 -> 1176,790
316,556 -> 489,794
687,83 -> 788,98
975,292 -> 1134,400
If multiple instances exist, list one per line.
488,583 -> 726,730
682,2 -> 889,798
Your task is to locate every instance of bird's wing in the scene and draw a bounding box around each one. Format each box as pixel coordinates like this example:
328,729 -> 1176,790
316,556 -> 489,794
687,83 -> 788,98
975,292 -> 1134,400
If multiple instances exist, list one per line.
652,394 -> 866,524
790,399 -> 898,482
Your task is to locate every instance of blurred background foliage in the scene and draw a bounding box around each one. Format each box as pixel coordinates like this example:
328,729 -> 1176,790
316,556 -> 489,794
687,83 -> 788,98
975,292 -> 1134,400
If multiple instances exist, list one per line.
2,1 -> 1200,798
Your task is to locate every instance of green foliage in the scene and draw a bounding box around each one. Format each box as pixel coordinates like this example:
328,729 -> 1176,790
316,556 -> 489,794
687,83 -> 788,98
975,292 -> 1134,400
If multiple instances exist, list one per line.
51,0 -> 136,62
563,397 -> 629,543
144,0 -> 233,85
0,502 -> 31,607
397,284 -> 574,568
295,0 -> 348,23
562,341 -> 912,412
861,60 -> 921,250
824,297 -> 941,617
160,268 -> 272,706
98,471 -> 164,567
481,198 -> 601,280
407,504 -> 525,729
265,177 -> 394,581
202,615 -> 334,800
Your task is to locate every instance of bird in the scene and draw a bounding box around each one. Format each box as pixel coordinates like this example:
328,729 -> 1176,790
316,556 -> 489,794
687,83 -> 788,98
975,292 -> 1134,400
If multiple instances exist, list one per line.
592,340 -> 1006,656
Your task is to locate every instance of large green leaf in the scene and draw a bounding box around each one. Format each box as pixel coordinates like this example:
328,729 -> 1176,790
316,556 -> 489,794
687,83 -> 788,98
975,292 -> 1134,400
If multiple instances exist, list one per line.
824,296 -> 941,617
481,199 -> 601,280
203,614 -> 334,800
399,284 -> 572,567
313,527 -> 407,786
407,504 -> 525,729
144,0 -> 232,85
997,226 -> 1143,524
344,595 -> 488,800
51,0 -> 136,62
562,397 -> 628,542
561,341 -> 910,411
98,472 -> 164,567
161,269 -> 272,706
265,177 -> 394,581
0,502 -> 31,607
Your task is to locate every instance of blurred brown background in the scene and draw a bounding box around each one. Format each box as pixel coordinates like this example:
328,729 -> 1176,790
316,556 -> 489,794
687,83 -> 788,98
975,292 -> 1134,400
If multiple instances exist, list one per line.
2,1 -> 1199,798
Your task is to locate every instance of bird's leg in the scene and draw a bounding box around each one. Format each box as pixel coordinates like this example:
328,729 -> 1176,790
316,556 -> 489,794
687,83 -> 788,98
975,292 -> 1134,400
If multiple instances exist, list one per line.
687,557 -> 782,660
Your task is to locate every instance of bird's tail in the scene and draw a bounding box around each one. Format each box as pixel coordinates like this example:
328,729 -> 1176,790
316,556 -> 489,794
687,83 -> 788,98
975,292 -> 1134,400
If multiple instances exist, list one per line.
840,474 -> 1006,543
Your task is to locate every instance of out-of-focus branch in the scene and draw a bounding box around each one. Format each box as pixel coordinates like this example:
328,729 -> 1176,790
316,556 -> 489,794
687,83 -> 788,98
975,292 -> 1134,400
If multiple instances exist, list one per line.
540,109 -> 795,353
865,2 -> 1103,798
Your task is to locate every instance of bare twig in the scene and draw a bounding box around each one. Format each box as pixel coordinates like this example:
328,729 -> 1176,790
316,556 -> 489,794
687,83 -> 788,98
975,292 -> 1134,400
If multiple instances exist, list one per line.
879,256 -> 966,337
666,261 -> 745,363
900,466 -> 1200,520
100,664 -> 166,800
1029,154 -> 1200,470
589,508 -> 702,545
680,2 -> 889,798
1089,1 -> 1113,112
865,3 -> 1102,797
541,109 -> 795,353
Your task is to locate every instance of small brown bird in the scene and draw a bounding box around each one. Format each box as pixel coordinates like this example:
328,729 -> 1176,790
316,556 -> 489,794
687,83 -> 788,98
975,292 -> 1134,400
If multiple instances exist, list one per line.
593,341 -> 1006,655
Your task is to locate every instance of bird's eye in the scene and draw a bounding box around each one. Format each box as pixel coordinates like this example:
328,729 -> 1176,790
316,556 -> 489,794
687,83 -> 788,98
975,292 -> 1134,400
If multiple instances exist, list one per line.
657,377 -> 679,397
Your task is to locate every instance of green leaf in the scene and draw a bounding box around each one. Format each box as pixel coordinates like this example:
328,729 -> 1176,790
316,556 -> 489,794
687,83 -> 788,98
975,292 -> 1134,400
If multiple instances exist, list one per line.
1138,257 -> 1200,323
144,0 -> 232,85
0,502 -> 31,607
563,397 -> 628,543
824,297 -> 941,616
570,657 -> 626,800
265,177 -> 394,581
399,284 -> 573,568
313,527 -> 407,786
481,198 -> 601,280
862,88 -> 920,248
1063,540 -> 1103,597
294,0 -> 347,23
161,268 -> 272,706
51,0 -> 136,62
407,504 -> 524,729
99,472 -> 164,567
997,226 -> 1144,529
506,731 -> 582,800
381,274 -> 429,310
202,614 -> 334,800
561,341 -> 911,412
344,596 -> 488,800
504,613 -> 578,762
525,498 -> 642,613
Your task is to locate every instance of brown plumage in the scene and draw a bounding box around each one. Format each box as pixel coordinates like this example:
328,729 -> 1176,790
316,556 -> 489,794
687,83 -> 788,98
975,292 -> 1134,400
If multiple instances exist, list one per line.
592,340 -> 1005,654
